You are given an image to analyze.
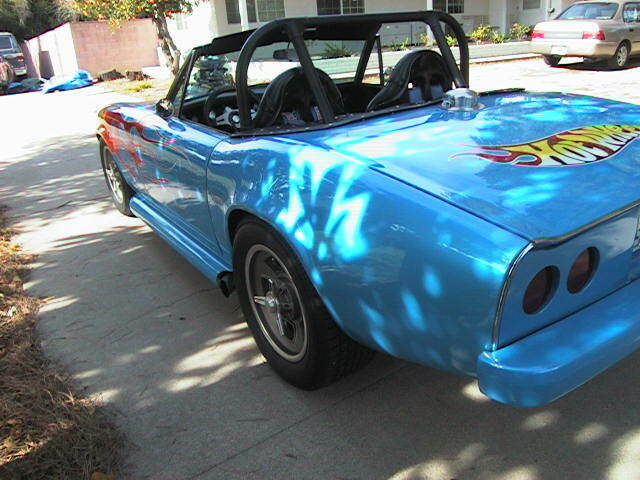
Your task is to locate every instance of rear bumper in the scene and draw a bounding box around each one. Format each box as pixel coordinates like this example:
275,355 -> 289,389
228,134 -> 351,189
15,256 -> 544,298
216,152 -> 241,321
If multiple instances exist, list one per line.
477,279 -> 640,407
530,39 -> 617,58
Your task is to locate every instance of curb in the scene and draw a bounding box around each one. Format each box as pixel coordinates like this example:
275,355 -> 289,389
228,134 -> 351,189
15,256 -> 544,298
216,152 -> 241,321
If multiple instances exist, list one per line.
470,53 -> 541,65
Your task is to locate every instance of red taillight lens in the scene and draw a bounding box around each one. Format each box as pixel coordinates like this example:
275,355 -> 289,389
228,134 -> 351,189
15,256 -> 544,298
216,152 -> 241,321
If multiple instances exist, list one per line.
523,266 -> 557,315
567,247 -> 599,294
583,31 -> 605,40
531,30 -> 545,39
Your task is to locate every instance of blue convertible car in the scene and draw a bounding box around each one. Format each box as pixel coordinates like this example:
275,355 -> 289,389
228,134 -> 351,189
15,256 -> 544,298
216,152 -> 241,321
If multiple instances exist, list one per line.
97,11 -> 640,407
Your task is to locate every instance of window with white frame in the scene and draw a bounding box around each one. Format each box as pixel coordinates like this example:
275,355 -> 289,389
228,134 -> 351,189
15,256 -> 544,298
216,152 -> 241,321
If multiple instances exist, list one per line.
432,0 -> 464,14
317,0 -> 364,15
256,0 -> 285,21
225,0 -> 284,24
523,0 -> 541,10
225,0 -> 241,23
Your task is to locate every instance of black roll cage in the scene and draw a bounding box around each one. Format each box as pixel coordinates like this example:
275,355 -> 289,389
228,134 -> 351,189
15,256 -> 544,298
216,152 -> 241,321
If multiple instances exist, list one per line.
236,11 -> 469,131
169,11 -> 469,136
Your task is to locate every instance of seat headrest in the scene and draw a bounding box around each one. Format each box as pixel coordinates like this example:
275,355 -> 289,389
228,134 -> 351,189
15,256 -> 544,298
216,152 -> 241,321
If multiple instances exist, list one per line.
253,67 -> 345,129
367,50 -> 453,112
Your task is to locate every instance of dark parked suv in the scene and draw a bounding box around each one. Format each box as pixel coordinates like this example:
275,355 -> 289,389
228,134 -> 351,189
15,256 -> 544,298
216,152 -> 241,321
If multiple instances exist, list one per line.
0,32 -> 26,78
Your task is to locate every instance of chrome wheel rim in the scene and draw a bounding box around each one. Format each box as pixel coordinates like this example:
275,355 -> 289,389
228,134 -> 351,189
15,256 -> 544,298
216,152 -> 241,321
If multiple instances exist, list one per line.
105,152 -> 124,204
245,245 -> 308,362
617,45 -> 628,66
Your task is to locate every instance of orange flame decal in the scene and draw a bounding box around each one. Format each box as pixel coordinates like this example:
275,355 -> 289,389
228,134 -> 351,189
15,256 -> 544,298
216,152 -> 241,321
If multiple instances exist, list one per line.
455,124 -> 640,167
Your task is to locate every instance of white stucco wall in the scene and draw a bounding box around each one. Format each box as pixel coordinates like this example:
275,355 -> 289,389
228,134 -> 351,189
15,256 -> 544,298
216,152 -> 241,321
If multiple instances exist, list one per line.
25,23 -> 78,78
167,0 -> 578,53
168,2 -> 218,53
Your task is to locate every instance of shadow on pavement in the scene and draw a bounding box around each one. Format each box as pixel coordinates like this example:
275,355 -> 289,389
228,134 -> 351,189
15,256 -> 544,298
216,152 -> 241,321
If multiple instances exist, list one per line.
556,56 -> 640,72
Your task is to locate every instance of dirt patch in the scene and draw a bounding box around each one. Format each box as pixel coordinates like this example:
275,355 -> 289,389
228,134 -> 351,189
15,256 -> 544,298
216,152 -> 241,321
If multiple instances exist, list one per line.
0,206 -> 125,480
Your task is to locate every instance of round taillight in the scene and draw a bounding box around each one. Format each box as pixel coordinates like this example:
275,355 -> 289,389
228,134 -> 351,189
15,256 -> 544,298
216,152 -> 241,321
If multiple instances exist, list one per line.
523,266 -> 557,315
567,247 -> 599,294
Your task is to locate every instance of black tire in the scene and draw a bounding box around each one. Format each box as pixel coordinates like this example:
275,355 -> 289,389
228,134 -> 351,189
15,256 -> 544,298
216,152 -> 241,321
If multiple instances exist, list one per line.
100,143 -> 135,217
543,55 -> 561,67
609,42 -> 630,69
233,219 -> 374,390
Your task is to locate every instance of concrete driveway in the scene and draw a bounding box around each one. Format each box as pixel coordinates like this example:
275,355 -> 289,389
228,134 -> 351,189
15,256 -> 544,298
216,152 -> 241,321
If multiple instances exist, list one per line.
2,58 -> 640,480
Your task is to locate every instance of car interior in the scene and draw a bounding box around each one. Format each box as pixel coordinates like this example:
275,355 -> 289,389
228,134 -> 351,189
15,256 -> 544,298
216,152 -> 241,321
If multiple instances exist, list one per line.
176,17 -> 461,134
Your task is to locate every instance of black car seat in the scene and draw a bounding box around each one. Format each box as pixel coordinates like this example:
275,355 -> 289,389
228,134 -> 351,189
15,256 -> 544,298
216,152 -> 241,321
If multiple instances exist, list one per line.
366,50 -> 453,111
253,67 -> 345,129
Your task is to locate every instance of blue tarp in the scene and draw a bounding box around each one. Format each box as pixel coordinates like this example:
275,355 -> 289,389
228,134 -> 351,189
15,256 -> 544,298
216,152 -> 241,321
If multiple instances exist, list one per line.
42,70 -> 94,94
7,77 -> 44,94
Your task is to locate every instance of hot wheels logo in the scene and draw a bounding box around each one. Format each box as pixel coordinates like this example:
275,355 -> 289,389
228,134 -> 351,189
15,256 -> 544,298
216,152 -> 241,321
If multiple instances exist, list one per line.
457,124 -> 640,167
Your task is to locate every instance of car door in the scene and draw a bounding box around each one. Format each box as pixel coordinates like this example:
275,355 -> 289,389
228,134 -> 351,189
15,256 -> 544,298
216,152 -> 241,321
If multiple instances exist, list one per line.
138,59 -> 226,254
622,2 -> 640,53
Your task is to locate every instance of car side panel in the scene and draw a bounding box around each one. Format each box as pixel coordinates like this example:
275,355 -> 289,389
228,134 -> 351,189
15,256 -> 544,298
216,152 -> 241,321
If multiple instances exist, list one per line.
99,106 -> 223,255
133,115 -> 223,253
629,6 -> 640,53
208,137 -> 529,376
98,104 -> 156,193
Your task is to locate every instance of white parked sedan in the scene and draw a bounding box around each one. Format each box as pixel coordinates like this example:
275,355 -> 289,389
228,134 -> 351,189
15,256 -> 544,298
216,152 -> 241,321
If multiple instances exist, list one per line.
531,1 -> 640,68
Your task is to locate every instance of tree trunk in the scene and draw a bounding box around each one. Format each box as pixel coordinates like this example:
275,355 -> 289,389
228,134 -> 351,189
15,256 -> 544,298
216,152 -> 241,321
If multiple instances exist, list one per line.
152,14 -> 181,76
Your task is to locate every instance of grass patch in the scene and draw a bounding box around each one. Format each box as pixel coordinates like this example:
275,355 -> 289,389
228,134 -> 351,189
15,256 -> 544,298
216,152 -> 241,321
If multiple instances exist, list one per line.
100,77 -> 173,103
0,206 -> 125,480
122,80 -> 154,93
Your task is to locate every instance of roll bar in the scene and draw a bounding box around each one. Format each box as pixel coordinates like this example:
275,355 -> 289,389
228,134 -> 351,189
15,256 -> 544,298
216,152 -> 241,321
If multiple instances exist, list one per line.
236,11 -> 470,131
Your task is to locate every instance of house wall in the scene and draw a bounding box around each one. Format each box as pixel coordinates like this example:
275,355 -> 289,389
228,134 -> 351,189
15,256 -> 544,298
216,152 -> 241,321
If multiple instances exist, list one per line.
169,2 -> 220,53
25,23 -> 78,79
197,0 -> 492,42
70,20 -> 159,76
168,0 -> 582,54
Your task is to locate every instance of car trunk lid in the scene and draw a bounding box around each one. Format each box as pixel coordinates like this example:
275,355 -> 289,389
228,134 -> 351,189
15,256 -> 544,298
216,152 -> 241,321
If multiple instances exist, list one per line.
293,91 -> 640,242
534,20 -> 605,39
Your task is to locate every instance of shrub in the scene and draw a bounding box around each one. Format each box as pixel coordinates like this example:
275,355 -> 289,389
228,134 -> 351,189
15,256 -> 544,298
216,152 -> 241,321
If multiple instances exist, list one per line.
322,42 -> 353,58
419,32 -> 435,47
470,24 -> 494,44
509,23 -> 533,40
492,32 -> 509,44
446,35 -> 458,47
388,37 -> 411,51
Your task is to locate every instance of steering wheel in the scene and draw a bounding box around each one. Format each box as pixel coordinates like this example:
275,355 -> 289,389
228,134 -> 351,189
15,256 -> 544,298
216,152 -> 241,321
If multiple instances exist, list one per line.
203,87 -> 260,131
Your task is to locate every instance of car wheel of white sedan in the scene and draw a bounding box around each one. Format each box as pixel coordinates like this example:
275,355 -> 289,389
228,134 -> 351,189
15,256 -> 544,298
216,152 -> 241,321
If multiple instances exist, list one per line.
609,42 -> 630,69
543,55 -> 561,67
233,218 -> 374,390
101,144 -> 135,217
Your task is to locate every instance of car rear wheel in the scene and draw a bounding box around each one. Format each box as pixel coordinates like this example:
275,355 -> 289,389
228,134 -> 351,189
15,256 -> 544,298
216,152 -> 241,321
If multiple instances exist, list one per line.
609,42 -> 630,69
543,55 -> 561,67
233,218 -> 374,390
101,144 -> 135,217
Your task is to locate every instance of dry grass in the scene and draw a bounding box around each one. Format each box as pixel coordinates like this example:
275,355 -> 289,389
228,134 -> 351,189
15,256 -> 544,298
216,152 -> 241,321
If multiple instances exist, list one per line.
100,77 -> 173,103
0,206 -> 125,480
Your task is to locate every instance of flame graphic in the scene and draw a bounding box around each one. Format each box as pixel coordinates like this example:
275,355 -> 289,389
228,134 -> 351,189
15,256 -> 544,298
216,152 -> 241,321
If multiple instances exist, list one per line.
454,124 -> 640,167
101,110 -> 187,184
